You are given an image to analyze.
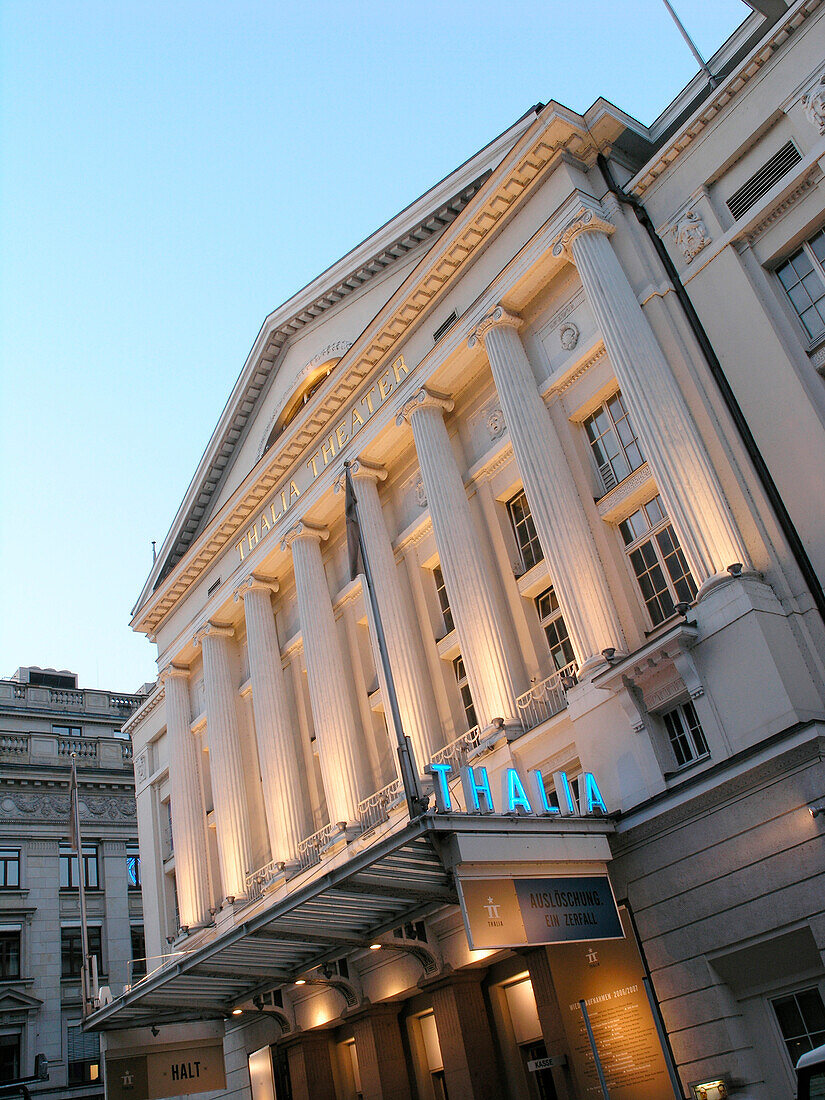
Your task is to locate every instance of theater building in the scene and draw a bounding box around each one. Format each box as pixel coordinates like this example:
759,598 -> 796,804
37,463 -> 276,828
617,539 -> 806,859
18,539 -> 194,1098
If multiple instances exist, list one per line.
92,3 -> 825,1098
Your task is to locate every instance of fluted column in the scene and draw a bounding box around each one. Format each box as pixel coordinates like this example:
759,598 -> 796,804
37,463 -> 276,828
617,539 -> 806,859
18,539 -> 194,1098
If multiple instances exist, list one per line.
470,307 -> 623,670
193,622 -> 254,900
281,522 -> 362,826
161,664 -> 210,928
397,389 -> 520,730
235,575 -> 306,863
554,206 -> 750,590
336,460 -> 440,769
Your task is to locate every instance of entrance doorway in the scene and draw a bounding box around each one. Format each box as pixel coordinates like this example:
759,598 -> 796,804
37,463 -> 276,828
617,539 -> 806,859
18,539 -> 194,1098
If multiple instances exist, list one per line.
521,1040 -> 558,1100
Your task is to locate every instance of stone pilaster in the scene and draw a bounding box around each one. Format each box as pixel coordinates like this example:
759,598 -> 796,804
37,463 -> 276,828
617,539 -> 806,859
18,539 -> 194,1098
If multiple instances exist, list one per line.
349,1004 -> 412,1100
161,665 -> 210,927
235,575 -> 306,864
193,623 -> 254,900
282,521 -> 363,827
337,460 -> 440,769
397,389 -> 521,731
283,1032 -> 337,1100
522,947 -> 575,1100
554,206 -> 750,591
470,307 -> 623,670
428,972 -> 504,1100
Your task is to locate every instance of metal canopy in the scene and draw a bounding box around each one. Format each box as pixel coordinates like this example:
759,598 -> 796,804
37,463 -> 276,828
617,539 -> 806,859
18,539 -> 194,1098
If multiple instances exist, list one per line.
88,817 -> 455,1030
88,813 -> 614,1031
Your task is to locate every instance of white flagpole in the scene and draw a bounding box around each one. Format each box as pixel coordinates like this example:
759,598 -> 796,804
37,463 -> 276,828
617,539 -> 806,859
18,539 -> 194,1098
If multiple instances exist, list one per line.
69,754 -> 92,1016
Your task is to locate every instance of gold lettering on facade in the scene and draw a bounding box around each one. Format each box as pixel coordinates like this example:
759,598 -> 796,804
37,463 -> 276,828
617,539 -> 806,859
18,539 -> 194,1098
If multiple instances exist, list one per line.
236,539 -> 246,561
363,387 -> 376,414
260,512 -> 271,534
378,371 -> 392,401
351,407 -> 364,431
247,526 -> 259,551
321,436 -> 336,466
288,480 -> 300,503
307,451 -> 321,477
392,355 -> 409,383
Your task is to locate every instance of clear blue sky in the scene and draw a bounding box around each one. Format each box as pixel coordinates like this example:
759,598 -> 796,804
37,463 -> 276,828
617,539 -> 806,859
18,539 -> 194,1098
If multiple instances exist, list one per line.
0,0 -> 749,692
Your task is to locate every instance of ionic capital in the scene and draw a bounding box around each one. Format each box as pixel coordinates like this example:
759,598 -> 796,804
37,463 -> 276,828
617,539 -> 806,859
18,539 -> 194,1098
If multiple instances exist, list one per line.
333,459 -> 387,495
193,621 -> 235,648
468,305 -> 521,349
551,206 -> 615,260
280,521 -> 329,552
395,387 -> 454,427
159,662 -> 190,685
234,573 -> 280,602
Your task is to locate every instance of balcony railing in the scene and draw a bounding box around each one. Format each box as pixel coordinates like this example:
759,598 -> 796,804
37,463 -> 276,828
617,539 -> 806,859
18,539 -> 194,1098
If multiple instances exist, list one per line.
245,857 -> 286,902
0,731 -> 135,771
430,725 -> 481,771
358,778 -> 403,832
297,821 -> 340,871
0,680 -> 144,715
516,663 -> 576,730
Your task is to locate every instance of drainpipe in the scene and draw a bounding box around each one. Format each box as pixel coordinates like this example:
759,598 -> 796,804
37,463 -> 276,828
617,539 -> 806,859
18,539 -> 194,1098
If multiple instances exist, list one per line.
596,152 -> 825,630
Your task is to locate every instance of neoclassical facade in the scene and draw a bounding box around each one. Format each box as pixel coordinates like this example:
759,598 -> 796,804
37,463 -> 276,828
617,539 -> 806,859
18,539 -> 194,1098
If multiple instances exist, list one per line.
94,4 -> 825,1098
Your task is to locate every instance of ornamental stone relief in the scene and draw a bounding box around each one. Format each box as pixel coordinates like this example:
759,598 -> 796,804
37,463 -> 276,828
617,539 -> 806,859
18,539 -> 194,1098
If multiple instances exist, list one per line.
414,475 -> 428,509
559,322 -> 579,351
671,208 -> 711,263
801,72 -> 825,134
486,406 -> 506,441
0,793 -> 136,821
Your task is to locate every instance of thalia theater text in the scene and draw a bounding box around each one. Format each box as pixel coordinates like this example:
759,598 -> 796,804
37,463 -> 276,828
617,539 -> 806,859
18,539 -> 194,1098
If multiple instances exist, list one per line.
424,762 -> 608,817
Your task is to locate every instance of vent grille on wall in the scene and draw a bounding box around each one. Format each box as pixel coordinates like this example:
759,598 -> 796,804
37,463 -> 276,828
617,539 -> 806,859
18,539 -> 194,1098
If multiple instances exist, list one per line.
726,141 -> 802,221
433,310 -> 458,343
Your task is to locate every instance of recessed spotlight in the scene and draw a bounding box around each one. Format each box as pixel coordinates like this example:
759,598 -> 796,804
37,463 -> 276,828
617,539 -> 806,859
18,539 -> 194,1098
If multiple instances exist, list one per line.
294,978 -> 306,986
369,943 -> 382,951
231,1008 -> 243,1016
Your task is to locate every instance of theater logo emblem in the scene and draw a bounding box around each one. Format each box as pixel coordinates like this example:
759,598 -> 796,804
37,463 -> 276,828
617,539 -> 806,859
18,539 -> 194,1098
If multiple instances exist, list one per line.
481,895 -> 504,927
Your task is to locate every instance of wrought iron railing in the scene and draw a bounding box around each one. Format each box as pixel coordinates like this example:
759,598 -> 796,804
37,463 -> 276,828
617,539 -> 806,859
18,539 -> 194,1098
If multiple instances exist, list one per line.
245,857 -> 286,901
297,821 -> 340,871
358,778 -> 403,832
430,725 -> 481,771
516,663 -> 577,730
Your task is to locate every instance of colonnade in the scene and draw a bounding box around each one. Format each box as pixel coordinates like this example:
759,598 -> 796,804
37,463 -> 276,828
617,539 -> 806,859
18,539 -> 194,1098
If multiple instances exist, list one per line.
163,205 -> 749,928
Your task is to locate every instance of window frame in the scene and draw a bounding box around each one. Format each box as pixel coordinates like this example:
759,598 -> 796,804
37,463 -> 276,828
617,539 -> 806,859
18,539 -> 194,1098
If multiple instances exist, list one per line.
534,586 -> 576,673
618,495 -> 697,627
66,1021 -> 101,1085
770,984 -> 825,1067
452,656 -> 478,732
776,230 -> 825,346
61,925 -> 103,980
433,565 -> 454,635
0,932 -> 20,980
583,391 -> 645,494
59,843 -> 99,890
661,700 -> 710,770
0,850 -> 20,889
507,490 -> 544,573
126,842 -> 141,890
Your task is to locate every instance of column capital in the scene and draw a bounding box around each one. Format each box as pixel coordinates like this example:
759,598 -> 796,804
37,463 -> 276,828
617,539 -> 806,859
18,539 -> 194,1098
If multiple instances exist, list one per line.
468,305 -> 522,349
333,459 -> 387,494
159,662 -> 190,685
395,386 -> 454,427
280,520 -> 329,552
233,573 -> 280,602
192,620 -> 235,648
551,205 -> 615,260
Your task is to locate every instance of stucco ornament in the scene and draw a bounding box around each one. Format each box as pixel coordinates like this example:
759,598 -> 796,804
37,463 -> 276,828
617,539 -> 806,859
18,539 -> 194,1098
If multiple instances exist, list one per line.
801,72 -> 825,134
559,322 -> 579,351
414,475 -> 428,508
486,407 -> 506,440
671,208 -> 711,263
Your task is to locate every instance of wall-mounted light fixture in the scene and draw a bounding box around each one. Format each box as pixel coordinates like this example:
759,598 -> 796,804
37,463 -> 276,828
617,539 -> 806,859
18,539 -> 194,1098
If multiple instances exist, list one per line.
810,804 -> 825,819
727,563 -> 743,577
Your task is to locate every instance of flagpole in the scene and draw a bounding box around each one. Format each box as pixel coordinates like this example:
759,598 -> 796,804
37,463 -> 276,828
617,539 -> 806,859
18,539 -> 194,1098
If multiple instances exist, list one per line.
344,463 -> 427,819
69,754 -> 92,1017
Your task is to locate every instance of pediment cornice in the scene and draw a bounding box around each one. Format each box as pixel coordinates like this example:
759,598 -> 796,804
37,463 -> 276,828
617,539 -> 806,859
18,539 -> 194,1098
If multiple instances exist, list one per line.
134,105 -> 627,637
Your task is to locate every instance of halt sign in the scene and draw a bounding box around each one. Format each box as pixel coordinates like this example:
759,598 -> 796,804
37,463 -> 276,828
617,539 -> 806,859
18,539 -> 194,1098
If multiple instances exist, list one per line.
105,1040 -> 226,1100
457,875 -> 623,949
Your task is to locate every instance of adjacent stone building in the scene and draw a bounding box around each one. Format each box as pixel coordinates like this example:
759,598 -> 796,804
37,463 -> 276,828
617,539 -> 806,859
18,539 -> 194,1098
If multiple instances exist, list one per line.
0,667 -> 145,1097
92,3 -> 825,1098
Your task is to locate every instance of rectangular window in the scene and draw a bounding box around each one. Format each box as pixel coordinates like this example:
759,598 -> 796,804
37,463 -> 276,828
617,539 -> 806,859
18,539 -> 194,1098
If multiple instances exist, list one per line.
60,844 -> 99,889
584,392 -> 645,493
620,495 -> 697,626
67,1023 -> 100,1084
772,986 -> 825,1065
61,926 -> 102,979
0,932 -> 20,979
0,1035 -> 20,1085
433,566 -> 454,634
507,490 -> 544,572
777,228 -> 825,341
453,656 -> 478,732
0,851 -> 20,889
662,701 -> 709,768
130,925 -> 146,979
52,725 -> 83,738
535,586 -> 575,672
126,842 -> 141,890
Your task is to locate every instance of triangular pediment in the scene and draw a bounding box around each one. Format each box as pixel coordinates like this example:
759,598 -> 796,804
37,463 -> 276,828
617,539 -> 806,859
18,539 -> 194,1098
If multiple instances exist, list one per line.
0,985 -> 43,1012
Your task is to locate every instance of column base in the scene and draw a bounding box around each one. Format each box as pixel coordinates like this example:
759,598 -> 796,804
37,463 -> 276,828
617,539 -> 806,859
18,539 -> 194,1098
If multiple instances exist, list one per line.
695,565 -> 757,602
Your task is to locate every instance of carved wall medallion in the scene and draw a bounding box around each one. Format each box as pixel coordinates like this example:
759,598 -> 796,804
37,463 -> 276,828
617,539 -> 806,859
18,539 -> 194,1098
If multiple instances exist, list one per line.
414,475 -> 428,509
671,208 -> 711,263
486,407 -> 506,440
559,322 -> 579,351
801,72 -> 825,134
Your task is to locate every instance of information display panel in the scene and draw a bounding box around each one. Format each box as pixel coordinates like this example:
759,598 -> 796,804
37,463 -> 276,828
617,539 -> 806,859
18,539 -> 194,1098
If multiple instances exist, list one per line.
105,1041 -> 226,1100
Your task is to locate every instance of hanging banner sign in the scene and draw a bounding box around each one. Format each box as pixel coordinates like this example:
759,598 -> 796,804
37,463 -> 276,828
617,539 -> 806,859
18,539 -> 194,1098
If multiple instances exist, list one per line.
457,874 -> 623,949
105,1040 -> 226,1100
